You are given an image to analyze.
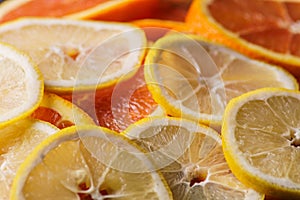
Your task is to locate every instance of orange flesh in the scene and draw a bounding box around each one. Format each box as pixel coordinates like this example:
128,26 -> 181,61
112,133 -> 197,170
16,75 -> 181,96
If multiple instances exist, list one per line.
0,0 -> 109,22
31,106 -> 75,129
61,66 -> 158,133
208,0 -> 300,57
151,0 -> 193,21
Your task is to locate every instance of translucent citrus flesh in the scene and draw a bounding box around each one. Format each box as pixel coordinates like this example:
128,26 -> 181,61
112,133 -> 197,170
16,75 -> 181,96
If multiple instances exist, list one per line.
222,88 -> 300,198
0,43 -> 43,126
0,119 -> 58,200
124,117 -> 263,200
0,18 -> 146,91
60,66 -> 162,133
31,93 -> 95,129
12,126 -> 172,199
145,34 -> 298,124
208,0 -> 300,57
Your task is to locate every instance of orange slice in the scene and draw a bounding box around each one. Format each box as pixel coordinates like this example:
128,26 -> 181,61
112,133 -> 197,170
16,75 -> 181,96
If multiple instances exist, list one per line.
31,93 -> 95,129
0,42 -> 43,128
0,18 -> 146,93
0,0 -> 159,23
61,66 -> 165,133
132,19 -> 190,41
186,0 -> 300,79
151,0 -> 193,22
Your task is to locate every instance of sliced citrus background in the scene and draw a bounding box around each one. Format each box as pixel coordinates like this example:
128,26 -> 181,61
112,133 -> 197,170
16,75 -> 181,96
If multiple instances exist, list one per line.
222,88 -> 300,199
0,42 -> 43,128
0,119 -> 58,200
10,125 -> 172,199
144,33 -> 298,125
186,0 -> 300,80
61,66 -> 165,133
0,0 -> 159,23
0,18 -> 147,93
123,117 -> 263,199
31,93 -> 95,129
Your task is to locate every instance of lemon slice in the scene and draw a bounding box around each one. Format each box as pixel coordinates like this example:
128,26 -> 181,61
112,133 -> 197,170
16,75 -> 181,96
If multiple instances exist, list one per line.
0,42 -> 43,127
0,119 -> 58,200
0,18 -> 146,93
144,33 -> 298,125
11,125 -> 172,199
123,117 -> 263,199
31,92 -> 95,128
222,88 -> 300,199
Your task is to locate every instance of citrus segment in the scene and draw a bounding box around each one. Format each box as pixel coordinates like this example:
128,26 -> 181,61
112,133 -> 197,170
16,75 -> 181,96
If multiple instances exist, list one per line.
0,0 -> 159,23
31,93 -> 95,129
144,33 -> 298,124
0,42 -> 43,127
132,19 -> 190,41
150,0 -> 193,22
186,0 -> 300,79
11,126 -> 172,199
0,119 -> 58,200
222,88 -> 300,199
61,66 -> 164,133
123,117 -> 263,200
0,18 -> 146,92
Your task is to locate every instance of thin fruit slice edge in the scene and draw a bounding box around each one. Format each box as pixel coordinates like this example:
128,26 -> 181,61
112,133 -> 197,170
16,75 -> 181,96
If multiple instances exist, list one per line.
222,87 -> 300,199
0,0 -> 159,22
0,118 -> 59,200
123,116 -> 264,200
185,0 -> 300,79
31,92 -> 95,129
10,125 -> 172,199
0,42 -> 43,127
0,18 -> 147,93
144,33 -> 298,125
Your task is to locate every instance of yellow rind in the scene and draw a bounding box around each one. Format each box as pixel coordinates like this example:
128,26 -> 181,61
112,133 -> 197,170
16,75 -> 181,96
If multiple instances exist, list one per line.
10,125 -> 173,200
0,42 -> 44,128
222,87 -> 300,199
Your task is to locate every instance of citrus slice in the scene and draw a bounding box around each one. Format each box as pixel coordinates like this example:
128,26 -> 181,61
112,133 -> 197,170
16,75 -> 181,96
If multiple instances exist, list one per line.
123,117 -> 263,199
144,33 -> 298,125
0,118 -> 59,200
222,88 -> 300,199
10,125 -> 172,199
0,42 -> 43,127
0,0 -> 159,23
61,66 -> 165,133
186,0 -> 300,80
31,93 -> 95,129
150,0 -> 193,22
0,18 -> 147,93
132,19 -> 190,41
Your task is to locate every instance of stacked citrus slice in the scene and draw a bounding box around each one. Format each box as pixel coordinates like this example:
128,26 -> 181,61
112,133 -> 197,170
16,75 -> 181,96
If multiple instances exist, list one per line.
31,93 -> 95,128
186,0 -> 300,79
222,88 -> 300,199
124,117 -> 263,199
0,18 -> 147,93
0,0 -> 159,22
145,33 -> 298,125
0,42 -> 43,127
10,126 -> 172,199
0,119 -> 59,199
